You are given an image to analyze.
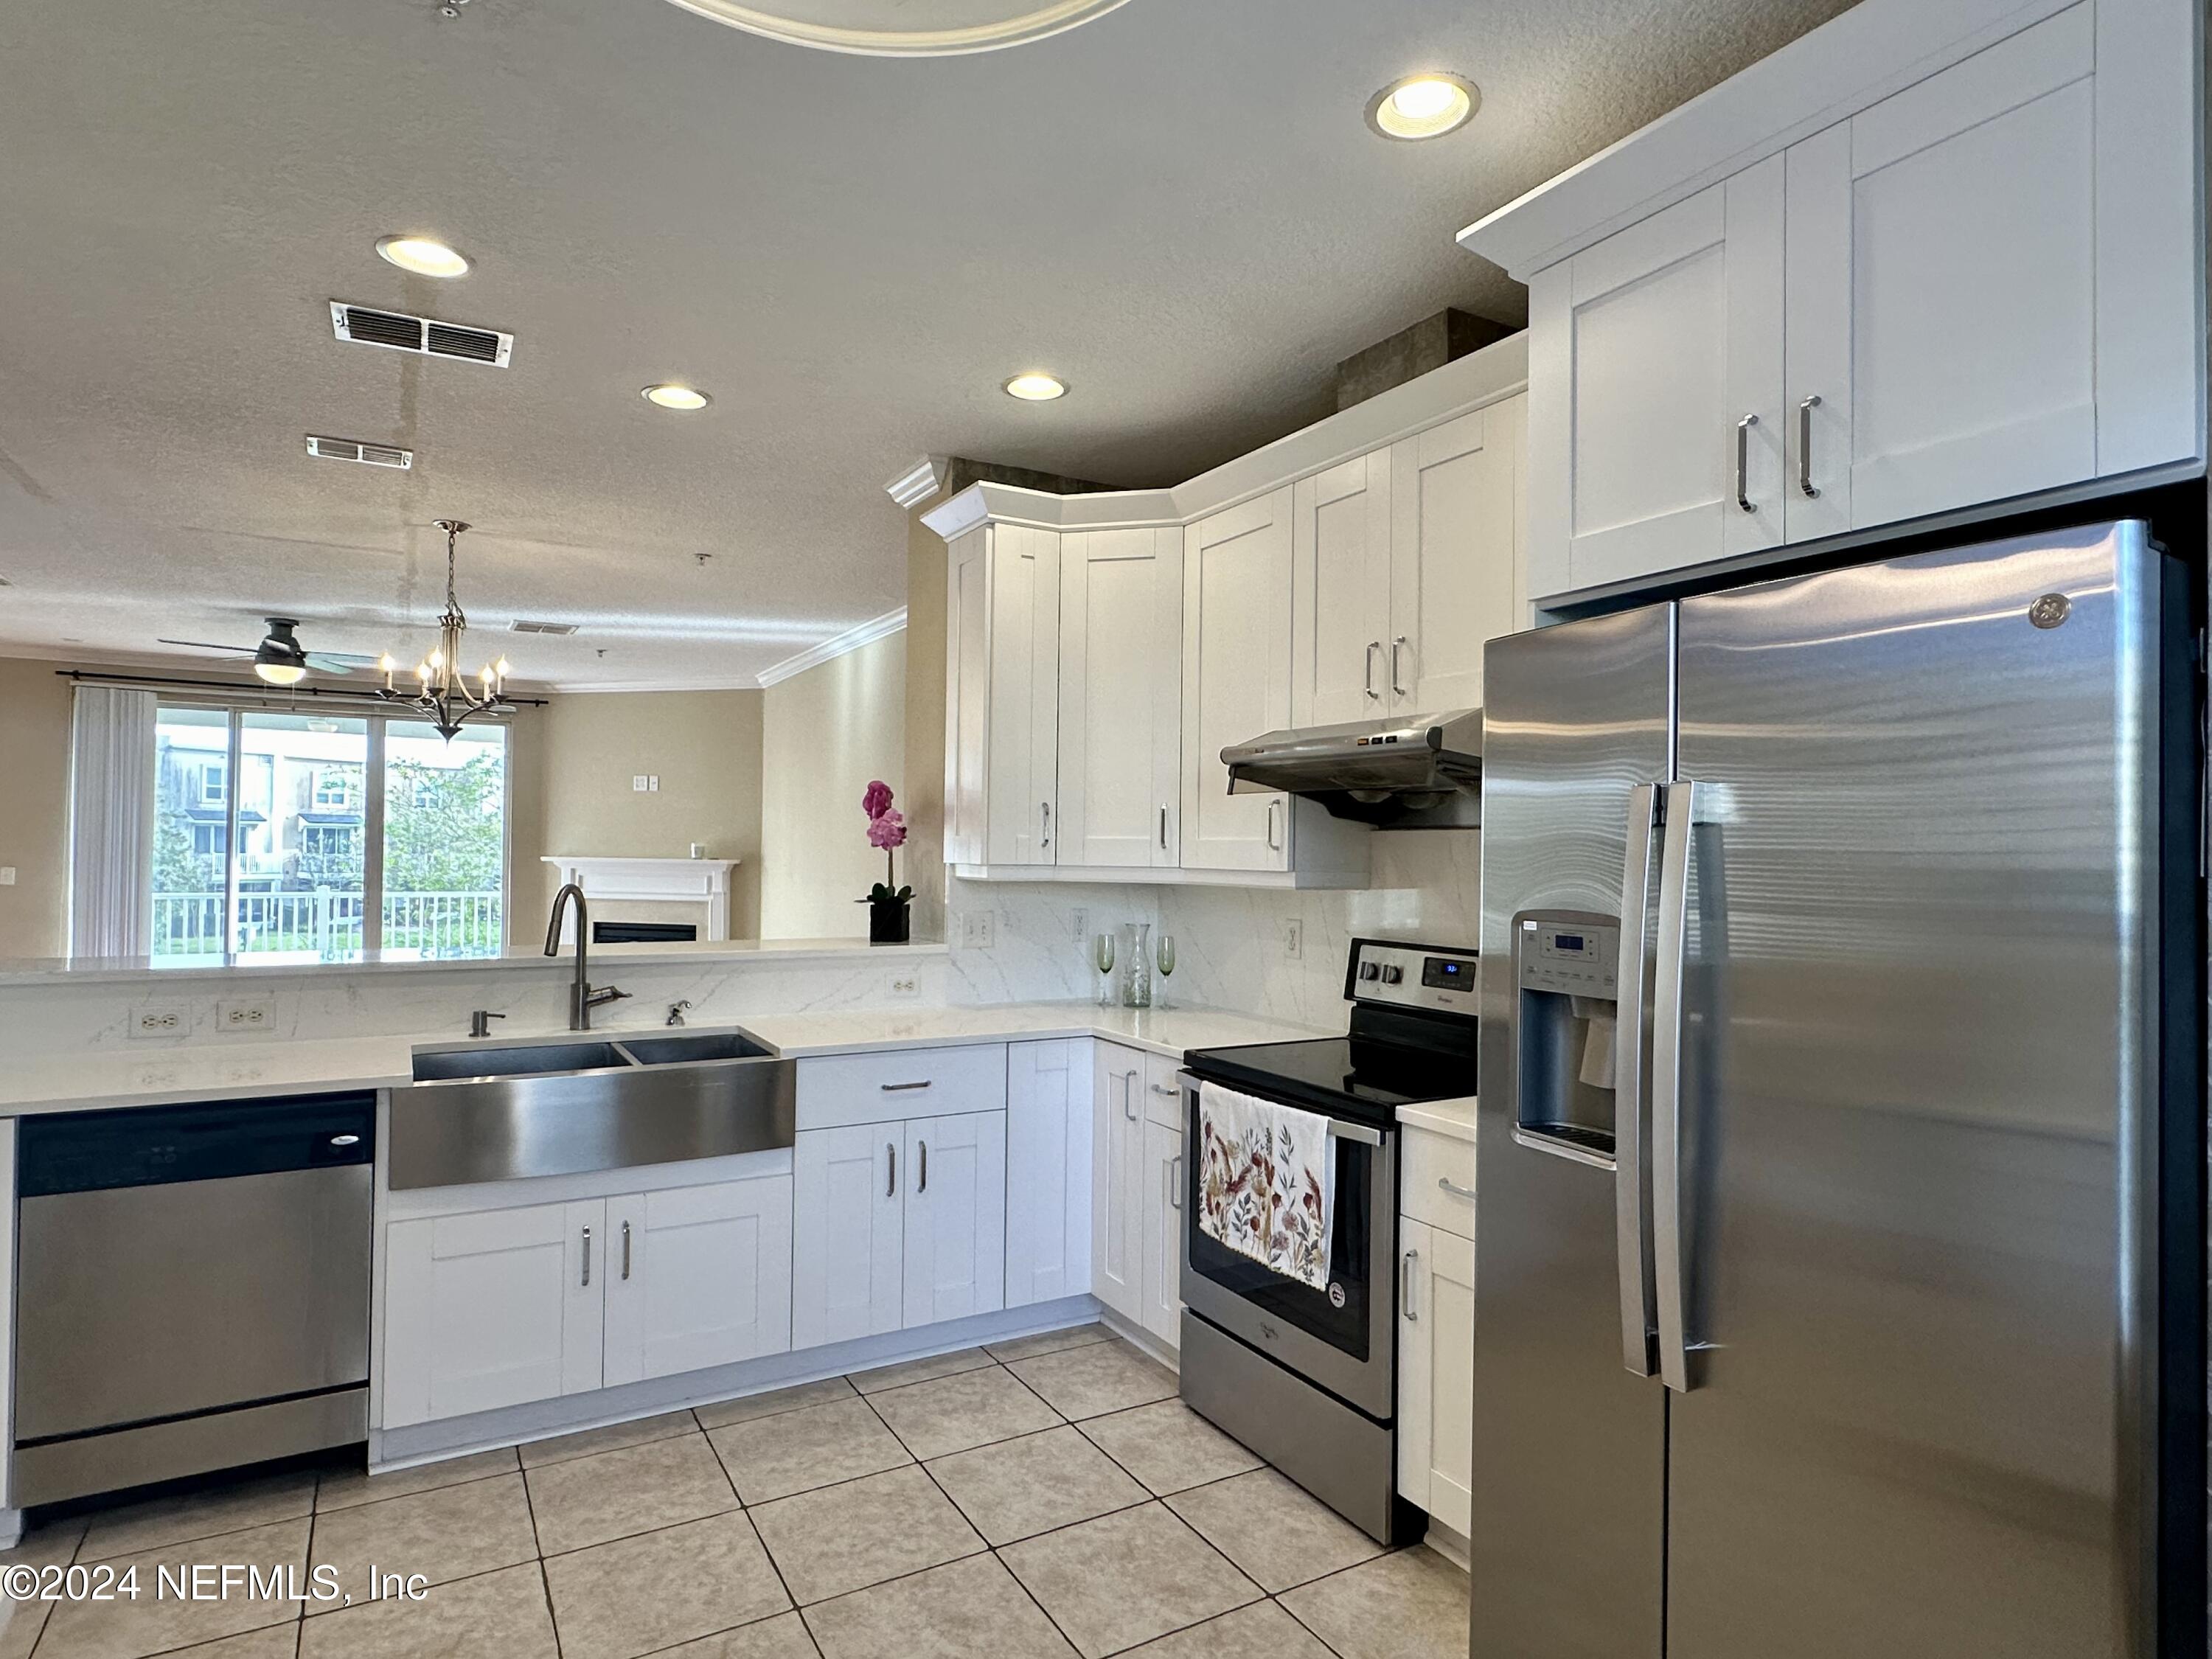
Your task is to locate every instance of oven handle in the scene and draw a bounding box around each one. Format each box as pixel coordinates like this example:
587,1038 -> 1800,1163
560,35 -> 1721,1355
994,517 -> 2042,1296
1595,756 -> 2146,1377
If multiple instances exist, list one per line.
1176,1074 -> 1384,1145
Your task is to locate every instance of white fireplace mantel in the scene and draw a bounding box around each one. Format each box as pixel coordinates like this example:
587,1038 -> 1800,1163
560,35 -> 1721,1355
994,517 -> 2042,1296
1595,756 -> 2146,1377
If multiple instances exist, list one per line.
543,856 -> 739,942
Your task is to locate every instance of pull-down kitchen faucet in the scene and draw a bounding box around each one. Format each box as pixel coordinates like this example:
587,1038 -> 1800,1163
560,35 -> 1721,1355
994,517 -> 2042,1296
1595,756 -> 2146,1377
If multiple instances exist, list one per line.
544,883 -> 630,1031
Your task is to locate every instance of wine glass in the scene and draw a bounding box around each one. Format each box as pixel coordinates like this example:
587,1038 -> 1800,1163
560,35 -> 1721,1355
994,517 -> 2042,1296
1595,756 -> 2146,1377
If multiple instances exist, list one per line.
1092,931 -> 1116,1008
1155,933 -> 1178,1010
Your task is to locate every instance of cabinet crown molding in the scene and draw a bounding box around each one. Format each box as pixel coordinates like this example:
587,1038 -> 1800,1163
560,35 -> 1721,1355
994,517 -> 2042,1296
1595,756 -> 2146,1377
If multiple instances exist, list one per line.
920,333 -> 1528,543
1459,0 -> 2083,279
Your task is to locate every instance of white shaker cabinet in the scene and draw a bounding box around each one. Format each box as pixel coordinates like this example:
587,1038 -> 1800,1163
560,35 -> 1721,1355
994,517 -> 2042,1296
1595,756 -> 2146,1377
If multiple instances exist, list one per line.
901,1110 -> 1008,1328
1293,453 -> 1394,728
603,1176 -> 793,1388
383,1199 -> 605,1429
1180,487 -> 1295,872
1397,1214 -> 1476,1537
1057,528 -> 1183,869
1005,1040 -> 1093,1308
792,1126 -> 905,1349
1091,1042 -> 1147,1323
944,522 -> 1061,869
1386,395 -> 1525,712
1139,1108 -> 1185,1352
1524,158 -> 1786,598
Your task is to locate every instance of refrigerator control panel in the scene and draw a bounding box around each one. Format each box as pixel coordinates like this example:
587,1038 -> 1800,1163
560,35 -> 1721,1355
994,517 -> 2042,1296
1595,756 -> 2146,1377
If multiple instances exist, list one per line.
1518,921 -> 1619,998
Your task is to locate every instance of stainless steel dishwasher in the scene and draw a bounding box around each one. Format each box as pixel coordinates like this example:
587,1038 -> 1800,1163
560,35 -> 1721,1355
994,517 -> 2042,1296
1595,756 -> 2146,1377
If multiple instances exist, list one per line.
13,1093 -> 375,1506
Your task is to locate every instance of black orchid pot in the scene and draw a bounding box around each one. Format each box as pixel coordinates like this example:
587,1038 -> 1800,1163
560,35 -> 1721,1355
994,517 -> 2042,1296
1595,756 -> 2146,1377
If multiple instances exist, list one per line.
868,894 -> 911,945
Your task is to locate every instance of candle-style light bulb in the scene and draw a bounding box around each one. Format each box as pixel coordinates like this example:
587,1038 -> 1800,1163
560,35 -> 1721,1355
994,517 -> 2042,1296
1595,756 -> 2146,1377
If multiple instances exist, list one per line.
494,656 -> 512,687
416,661 -> 432,684
378,653 -> 397,691
428,648 -> 443,671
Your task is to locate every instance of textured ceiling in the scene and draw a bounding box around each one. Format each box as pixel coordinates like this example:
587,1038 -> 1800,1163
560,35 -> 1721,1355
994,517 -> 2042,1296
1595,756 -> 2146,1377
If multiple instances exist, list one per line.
0,0 -> 1853,689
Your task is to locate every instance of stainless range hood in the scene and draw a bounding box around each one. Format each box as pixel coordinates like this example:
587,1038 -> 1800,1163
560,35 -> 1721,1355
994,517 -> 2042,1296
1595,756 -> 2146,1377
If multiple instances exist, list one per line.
1222,709 -> 1482,829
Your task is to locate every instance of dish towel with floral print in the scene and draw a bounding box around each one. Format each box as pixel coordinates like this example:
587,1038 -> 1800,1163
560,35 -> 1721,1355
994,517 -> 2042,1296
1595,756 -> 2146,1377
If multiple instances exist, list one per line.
1196,1081 -> 1335,1290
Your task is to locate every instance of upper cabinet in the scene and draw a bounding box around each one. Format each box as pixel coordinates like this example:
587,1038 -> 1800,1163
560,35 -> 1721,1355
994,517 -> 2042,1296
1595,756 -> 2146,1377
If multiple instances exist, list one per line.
1469,0 -> 2204,602
924,333 -> 1528,887
1057,528 -> 1183,869
944,523 -> 1060,868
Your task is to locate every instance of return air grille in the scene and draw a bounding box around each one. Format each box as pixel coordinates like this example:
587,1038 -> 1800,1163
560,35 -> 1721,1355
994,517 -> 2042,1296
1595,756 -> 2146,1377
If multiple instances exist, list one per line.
509,619 -> 579,636
306,435 -> 414,469
329,302 -> 513,367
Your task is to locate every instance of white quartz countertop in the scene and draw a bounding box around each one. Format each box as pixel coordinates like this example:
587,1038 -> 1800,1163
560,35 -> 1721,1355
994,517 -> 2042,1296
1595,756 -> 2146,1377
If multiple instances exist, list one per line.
0,1002 -> 1332,1116
1397,1097 -> 1479,1144
0,938 -> 947,987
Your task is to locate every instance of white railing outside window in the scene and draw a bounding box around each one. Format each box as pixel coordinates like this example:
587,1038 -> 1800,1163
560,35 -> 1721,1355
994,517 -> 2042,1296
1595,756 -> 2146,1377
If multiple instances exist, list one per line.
150,889 -> 504,958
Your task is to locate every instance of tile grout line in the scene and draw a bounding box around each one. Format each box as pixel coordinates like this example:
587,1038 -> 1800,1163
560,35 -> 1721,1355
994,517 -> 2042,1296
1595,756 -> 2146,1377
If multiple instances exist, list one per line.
510,1448 -> 566,1659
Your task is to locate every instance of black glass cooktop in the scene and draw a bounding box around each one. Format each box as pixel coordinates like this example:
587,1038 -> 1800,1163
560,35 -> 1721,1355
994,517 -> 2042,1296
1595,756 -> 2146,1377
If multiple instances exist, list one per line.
1183,1034 -> 1478,1122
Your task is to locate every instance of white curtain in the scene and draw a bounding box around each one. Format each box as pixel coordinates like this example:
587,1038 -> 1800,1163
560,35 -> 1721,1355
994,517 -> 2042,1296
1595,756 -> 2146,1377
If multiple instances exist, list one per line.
68,686 -> 158,959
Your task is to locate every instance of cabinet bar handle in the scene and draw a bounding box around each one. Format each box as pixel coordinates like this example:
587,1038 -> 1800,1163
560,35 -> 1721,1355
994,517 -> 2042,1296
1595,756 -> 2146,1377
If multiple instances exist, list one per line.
886,1144 -> 897,1197
1168,1153 -> 1182,1211
1437,1176 -> 1477,1202
580,1225 -> 592,1287
1390,636 -> 1409,697
1734,414 -> 1759,512
1266,799 -> 1283,852
880,1080 -> 933,1092
1159,806 -> 1169,850
1402,1248 -> 1419,1319
621,1220 -> 632,1281
919,1141 -> 929,1194
1040,800 -> 1051,849
1124,1069 -> 1140,1121
1797,394 -> 1822,498
1364,640 -> 1382,700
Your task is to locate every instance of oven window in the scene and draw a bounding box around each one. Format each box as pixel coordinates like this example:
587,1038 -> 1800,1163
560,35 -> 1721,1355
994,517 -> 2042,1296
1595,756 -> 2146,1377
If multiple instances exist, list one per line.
1186,1125 -> 1374,1360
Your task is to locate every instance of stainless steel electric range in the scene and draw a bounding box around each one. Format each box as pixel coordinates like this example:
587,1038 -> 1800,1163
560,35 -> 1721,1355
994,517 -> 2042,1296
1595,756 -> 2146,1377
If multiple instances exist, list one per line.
1177,936 -> 1479,1545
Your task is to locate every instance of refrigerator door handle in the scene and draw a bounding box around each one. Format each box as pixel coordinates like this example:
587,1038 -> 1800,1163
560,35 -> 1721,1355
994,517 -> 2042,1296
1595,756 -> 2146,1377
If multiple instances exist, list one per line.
1652,779 -> 1697,1393
1614,782 -> 1660,1378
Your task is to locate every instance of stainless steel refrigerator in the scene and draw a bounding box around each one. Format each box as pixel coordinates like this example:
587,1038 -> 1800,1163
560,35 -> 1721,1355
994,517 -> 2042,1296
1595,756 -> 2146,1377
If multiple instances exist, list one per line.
1472,520 -> 2204,1658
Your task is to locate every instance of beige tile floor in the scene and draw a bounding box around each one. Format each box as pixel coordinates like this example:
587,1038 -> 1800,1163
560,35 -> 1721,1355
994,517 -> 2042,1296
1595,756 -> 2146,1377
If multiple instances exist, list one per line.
0,1326 -> 1469,1659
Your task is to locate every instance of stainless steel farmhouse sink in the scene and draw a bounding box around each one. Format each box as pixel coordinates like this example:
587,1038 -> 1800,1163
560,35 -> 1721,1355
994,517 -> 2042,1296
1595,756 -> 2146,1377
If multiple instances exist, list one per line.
392,1029 -> 794,1191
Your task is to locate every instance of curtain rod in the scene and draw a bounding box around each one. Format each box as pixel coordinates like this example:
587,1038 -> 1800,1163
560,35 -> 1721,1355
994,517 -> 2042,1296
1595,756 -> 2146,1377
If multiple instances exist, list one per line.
55,669 -> 549,709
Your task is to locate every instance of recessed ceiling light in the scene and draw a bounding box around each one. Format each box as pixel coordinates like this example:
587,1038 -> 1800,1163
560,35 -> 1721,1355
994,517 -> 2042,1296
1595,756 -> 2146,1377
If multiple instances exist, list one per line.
1004,372 -> 1067,402
375,234 -> 472,278
642,383 -> 713,411
1366,73 -> 1479,141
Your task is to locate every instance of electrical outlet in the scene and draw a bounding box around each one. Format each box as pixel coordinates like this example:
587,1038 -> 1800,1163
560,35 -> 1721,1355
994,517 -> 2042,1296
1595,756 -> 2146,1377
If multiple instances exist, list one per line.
887,973 -> 919,999
131,1005 -> 187,1040
216,998 -> 274,1034
633,774 -> 650,792
961,910 -> 995,950
1069,908 -> 1088,942
1282,918 -> 1305,960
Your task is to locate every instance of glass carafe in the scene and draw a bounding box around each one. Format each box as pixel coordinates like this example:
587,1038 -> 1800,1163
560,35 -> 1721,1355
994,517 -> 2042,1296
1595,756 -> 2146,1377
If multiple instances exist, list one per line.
1120,921 -> 1152,1009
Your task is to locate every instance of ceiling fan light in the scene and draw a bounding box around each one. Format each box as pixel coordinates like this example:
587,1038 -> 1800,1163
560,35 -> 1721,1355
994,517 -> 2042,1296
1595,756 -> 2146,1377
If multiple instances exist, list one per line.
254,660 -> 308,686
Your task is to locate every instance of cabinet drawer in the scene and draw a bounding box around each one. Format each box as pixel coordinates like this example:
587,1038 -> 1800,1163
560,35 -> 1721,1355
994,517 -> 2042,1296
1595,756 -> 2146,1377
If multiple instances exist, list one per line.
1400,1125 -> 1475,1241
796,1044 -> 1008,1130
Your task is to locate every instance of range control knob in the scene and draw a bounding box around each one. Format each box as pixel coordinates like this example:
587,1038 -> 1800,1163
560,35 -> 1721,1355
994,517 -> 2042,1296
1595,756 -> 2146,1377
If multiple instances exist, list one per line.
1357,961 -> 1382,982
1380,964 -> 1405,985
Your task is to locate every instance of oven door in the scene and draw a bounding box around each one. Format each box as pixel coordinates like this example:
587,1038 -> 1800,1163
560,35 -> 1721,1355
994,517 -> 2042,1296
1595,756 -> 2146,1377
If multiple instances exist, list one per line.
1177,1073 -> 1397,1420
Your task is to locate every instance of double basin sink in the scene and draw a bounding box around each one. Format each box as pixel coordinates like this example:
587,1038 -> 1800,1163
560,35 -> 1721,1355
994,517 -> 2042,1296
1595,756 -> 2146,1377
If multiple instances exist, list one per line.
391,1029 -> 796,1192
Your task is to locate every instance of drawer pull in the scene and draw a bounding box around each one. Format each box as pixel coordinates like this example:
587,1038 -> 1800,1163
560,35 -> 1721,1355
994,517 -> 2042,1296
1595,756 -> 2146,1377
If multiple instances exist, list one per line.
1150,1083 -> 1178,1097
1437,1176 -> 1477,1203
880,1080 -> 933,1092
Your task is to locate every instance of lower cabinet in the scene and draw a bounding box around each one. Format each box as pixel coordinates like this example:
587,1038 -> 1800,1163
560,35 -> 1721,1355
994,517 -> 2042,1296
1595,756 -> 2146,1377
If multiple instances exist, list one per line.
1093,1041 -> 1184,1350
383,1169 -> 792,1430
792,1110 -> 1006,1349
1397,1209 -> 1476,1536
1005,1040 -> 1092,1308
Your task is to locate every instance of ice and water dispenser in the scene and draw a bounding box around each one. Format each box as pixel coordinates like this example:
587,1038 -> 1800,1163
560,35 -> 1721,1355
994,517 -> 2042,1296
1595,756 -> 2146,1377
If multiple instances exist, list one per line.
1514,914 -> 1621,1159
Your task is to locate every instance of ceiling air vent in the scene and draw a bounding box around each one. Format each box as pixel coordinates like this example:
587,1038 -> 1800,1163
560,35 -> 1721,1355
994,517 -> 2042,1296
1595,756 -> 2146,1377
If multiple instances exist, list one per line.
306,435 -> 414,469
329,302 -> 514,368
509,619 -> 579,636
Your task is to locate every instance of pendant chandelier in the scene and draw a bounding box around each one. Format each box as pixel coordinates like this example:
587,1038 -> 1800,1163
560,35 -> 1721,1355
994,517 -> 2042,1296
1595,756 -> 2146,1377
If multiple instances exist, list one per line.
375,518 -> 512,740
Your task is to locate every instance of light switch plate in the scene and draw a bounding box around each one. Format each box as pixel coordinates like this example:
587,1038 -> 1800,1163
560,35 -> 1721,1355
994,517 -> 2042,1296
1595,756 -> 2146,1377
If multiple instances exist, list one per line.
0,866 -> 15,886
633,775 -> 650,792
961,911 -> 995,950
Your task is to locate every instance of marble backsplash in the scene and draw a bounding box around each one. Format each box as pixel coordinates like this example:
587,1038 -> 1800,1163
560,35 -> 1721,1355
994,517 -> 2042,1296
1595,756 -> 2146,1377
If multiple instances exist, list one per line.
944,830 -> 1481,1030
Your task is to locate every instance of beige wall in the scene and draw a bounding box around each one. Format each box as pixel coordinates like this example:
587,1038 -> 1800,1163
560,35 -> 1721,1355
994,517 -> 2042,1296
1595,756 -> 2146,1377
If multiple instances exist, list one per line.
520,689 -> 765,939
760,630 -> 908,939
0,658 -> 77,958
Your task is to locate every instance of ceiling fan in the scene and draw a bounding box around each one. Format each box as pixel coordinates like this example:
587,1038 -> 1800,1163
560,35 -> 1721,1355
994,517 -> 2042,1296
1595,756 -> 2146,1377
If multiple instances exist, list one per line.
158,617 -> 378,686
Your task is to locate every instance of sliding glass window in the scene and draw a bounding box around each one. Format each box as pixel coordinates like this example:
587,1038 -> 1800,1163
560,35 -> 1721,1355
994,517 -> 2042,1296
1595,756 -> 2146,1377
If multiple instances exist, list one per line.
151,703 -> 507,960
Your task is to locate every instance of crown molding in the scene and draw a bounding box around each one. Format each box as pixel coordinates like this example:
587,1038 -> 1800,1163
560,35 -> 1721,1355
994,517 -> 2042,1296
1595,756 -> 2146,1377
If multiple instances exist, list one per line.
885,456 -> 950,509
755,606 -> 908,688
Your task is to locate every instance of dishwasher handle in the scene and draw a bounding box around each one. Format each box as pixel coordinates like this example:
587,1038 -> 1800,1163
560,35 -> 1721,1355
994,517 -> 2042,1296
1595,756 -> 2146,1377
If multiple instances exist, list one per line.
18,1092 -> 377,1197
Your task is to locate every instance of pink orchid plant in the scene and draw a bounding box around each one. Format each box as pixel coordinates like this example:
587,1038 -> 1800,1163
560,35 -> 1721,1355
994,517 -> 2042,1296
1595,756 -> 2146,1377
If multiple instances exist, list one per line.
863,780 -> 911,905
